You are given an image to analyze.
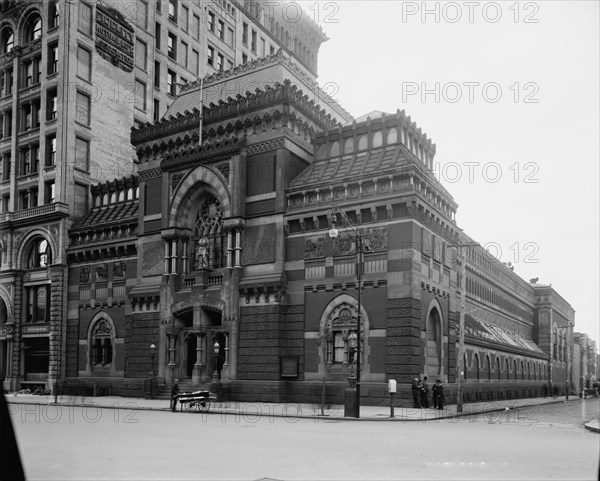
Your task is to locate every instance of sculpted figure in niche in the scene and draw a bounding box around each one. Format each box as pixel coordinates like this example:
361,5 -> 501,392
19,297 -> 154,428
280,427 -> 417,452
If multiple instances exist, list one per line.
195,237 -> 209,269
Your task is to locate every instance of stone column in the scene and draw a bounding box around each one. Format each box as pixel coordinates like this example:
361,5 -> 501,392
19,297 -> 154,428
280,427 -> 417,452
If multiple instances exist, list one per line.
192,332 -> 203,385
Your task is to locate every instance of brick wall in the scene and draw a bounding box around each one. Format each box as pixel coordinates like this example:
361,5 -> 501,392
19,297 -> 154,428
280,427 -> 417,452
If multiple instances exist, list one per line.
385,297 -> 421,383
124,313 -> 160,378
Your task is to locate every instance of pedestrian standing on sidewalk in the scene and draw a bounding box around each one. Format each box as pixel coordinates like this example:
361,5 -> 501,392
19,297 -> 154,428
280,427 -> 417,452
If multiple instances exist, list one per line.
434,379 -> 444,410
421,376 -> 430,408
432,380 -> 438,409
411,377 -> 422,408
171,379 -> 180,412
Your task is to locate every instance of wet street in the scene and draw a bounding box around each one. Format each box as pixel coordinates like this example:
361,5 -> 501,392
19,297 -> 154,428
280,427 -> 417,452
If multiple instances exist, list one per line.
10,398 -> 600,480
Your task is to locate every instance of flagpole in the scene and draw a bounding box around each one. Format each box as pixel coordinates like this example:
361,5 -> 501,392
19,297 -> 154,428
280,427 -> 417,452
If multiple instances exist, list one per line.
199,76 -> 203,146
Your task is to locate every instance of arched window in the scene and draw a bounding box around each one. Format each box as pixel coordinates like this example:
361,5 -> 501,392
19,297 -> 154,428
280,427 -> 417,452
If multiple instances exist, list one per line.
357,135 -> 368,151
424,307 -> 442,377
372,131 -> 382,148
343,137 -> 354,155
496,358 -> 501,381
1,27 -> 14,54
505,358 -> 510,380
0,298 -> 8,324
90,319 -> 113,367
23,14 -> 42,43
329,141 -> 339,157
521,361 -> 525,380
485,356 -> 491,381
474,353 -> 480,380
27,237 -> 52,268
463,354 -> 468,380
193,193 -> 225,269
513,360 -> 518,380
387,128 -> 398,144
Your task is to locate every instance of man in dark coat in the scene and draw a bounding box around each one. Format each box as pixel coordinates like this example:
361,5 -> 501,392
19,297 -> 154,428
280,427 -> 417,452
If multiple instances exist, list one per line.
421,376 -> 430,408
432,380 -> 438,409
171,379 -> 180,412
411,377 -> 422,408
434,379 -> 444,410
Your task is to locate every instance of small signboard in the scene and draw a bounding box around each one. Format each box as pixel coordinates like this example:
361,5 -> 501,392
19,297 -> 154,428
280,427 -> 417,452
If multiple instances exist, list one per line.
95,4 -> 134,72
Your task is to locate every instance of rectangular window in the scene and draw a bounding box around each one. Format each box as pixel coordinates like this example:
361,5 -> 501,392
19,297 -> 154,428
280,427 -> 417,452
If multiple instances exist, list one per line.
181,41 -> 188,68
217,20 -> 224,40
47,88 -> 57,121
76,91 -> 91,126
242,22 -> 248,45
48,0 -> 60,29
181,5 -> 189,31
167,32 -> 177,59
135,79 -> 147,111
167,69 -> 176,96
25,286 -> 50,322
153,99 -> 160,123
208,11 -> 215,32
75,137 -> 89,171
260,38 -> 266,57
216,53 -> 223,71
168,0 -> 177,22
45,181 -> 55,204
192,14 -> 200,40
154,60 -> 160,89
77,46 -> 91,82
3,110 -> 11,138
270,45 -> 275,56
48,43 -> 58,75
226,27 -> 234,47
156,0 -> 161,12
20,148 -> 31,175
135,39 -> 147,70
22,104 -> 32,132
1,154 -> 10,181
136,0 -> 148,30
1,195 -> 9,212
155,22 -> 161,50
207,46 -> 214,66
46,135 -> 57,166
19,190 -> 30,210
251,30 -> 257,52
191,49 -> 199,76
22,58 -> 40,87
78,2 -> 93,36
242,53 -> 247,65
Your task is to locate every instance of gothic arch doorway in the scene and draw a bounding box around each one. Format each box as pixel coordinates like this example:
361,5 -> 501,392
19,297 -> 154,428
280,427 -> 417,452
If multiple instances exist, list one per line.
424,303 -> 443,377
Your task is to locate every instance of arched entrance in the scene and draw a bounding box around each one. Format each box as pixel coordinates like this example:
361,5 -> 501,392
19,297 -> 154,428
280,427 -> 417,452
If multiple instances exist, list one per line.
424,304 -> 443,377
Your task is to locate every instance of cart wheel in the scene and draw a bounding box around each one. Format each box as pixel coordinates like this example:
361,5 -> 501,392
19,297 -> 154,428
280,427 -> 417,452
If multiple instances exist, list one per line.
185,401 -> 196,412
198,399 -> 211,413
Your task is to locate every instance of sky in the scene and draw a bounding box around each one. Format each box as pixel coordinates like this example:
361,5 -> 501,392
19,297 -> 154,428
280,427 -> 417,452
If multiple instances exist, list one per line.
298,0 -> 600,345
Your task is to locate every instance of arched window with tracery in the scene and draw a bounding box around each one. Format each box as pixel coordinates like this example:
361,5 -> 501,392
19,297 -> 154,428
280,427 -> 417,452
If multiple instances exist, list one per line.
194,193 -> 225,269
325,304 -> 362,365
90,319 -> 113,368
424,306 -> 442,377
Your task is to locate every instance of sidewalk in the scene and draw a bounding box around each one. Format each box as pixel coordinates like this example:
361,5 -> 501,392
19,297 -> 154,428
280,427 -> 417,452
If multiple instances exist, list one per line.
6,392 -> 593,422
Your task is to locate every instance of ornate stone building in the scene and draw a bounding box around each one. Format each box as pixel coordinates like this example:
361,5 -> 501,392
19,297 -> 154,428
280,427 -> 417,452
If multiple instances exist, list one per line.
1,2 -> 587,405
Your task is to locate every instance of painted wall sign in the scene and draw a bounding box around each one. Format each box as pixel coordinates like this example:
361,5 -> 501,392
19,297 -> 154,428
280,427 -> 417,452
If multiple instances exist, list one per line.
95,4 -> 134,72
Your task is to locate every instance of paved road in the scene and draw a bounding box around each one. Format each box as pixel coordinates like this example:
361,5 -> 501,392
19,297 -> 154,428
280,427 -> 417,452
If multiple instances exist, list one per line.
10,399 -> 599,480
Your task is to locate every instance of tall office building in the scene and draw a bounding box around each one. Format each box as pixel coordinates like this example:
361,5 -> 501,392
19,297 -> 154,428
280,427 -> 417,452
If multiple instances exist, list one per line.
0,0 -> 328,391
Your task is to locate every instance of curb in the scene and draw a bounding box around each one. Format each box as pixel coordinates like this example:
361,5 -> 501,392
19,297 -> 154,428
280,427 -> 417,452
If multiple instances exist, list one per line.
6,397 -> 571,422
584,420 -> 600,433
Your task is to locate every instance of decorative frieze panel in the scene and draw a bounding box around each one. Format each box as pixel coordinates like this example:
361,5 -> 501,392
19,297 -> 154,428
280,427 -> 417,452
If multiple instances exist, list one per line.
139,168 -> 162,182
246,138 -> 284,155
305,236 -> 325,259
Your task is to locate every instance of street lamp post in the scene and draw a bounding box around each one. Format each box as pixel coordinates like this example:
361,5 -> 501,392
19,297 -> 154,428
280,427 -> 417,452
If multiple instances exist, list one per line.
329,206 -> 364,419
447,242 -> 477,414
149,343 -> 156,400
212,340 -> 220,381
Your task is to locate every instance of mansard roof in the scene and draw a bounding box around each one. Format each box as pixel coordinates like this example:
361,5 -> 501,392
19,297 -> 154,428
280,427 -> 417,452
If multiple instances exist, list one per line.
131,79 -> 343,146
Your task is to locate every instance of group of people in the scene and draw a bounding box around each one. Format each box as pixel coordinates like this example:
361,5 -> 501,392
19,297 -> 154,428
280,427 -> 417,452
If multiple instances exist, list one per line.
412,376 -> 444,410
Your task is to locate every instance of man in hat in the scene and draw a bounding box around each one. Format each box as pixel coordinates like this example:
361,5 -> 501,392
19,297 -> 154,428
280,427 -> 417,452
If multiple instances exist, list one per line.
171,379 -> 180,412
434,379 -> 444,410
411,377 -> 422,408
421,376 -> 430,408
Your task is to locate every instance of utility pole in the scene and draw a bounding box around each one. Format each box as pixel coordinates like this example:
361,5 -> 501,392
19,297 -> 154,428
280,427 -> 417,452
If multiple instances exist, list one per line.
448,242 -> 478,413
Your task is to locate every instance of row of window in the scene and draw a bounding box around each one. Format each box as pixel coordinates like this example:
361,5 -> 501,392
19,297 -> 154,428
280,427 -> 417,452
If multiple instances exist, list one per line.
464,354 -> 548,382
16,182 -> 55,210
